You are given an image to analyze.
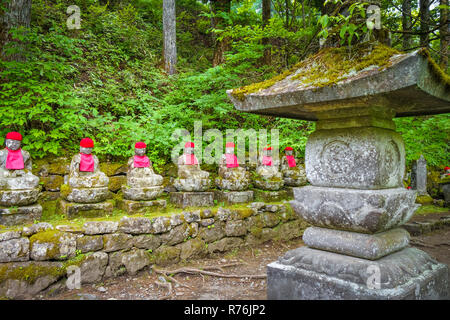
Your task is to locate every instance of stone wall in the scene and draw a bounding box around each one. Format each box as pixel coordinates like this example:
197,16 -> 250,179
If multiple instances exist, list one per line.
0,202 -> 308,299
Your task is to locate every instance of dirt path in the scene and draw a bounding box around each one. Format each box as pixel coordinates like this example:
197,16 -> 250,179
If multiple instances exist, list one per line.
34,226 -> 450,300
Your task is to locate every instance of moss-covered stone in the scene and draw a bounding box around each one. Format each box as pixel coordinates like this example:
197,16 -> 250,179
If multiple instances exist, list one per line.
415,194 -> 434,205
99,163 -> 127,177
108,176 -> 127,193
177,238 -> 207,260
150,245 -> 181,266
29,230 -> 76,261
41,175 -> 64,192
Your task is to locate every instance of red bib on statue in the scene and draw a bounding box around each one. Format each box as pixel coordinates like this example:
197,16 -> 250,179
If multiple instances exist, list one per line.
226,154 -> 239,168
262,156 -> 272,166
134,155 -> 150,168
286,155 -> 296,167
5,148 -> 24,170
185,154 -> 198,165
79,153 -> 94,172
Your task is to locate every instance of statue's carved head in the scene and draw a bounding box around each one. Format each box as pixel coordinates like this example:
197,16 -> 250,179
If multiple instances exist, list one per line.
135,142 -> 147,156
5,132 -> 22,151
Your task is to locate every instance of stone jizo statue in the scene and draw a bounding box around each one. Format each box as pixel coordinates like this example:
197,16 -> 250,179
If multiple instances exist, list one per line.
216,142 -> 249,191
281,146 -> 307,187
126,141 -> 163,188
254,146 -> 284,190
0,131 -> 39,190
173,142 -> 210,192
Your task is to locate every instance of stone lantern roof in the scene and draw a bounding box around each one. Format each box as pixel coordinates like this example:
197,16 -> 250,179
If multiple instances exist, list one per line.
227,43 -> 450,121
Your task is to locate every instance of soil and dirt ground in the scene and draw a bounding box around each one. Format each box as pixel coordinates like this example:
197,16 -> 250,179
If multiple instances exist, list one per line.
33,212 -> 450,300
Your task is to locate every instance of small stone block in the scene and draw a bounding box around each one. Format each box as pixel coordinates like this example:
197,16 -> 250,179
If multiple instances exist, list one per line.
0,204 -> 42,226
170,192 -> 214,208
120,199 -> 167,214
214,190 -> 254,205
254,189 -> 288,202
60,200 -> 113,219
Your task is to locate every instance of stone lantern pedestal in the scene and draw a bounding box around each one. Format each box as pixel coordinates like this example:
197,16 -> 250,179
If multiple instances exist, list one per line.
228,47 -> 450,299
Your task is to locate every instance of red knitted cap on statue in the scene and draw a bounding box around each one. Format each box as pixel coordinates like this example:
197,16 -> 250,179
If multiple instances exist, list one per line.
185,142 -> 194,148
5,132 -> 22,141
135,142 -> 147,149
285,146 -> 293,151
264,146 -> 272,150
226,142 -> 235,148
80,138 -> 94,148
445,166 -> 450,170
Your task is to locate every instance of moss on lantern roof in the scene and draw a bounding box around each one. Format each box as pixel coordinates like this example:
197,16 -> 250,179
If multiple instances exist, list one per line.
231,42 -> 449,102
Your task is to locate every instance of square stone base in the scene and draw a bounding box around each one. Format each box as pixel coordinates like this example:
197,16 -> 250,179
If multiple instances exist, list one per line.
267,246 -> 448,300
120,199 -> 167,214
284,187 -> 294,198
60,200 -> 114,219
254,189 -> 288,202
214,190 -> 253,205
0,204 -> 42,226
170,192 -> 214,208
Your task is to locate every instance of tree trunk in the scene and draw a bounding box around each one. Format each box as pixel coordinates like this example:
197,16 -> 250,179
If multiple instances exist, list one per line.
440,0 -> 448,69
163,0 -> 177,75
262,0 -> 271,65
402,0 -> 413,50
0,0 -> 32,61
211,0 -> 231,67
419,0 -> 430,48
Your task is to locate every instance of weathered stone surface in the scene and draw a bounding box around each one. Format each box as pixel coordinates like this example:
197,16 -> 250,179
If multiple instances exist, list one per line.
102,233 -> 133,252
108,176 -> 127,193
118,216 -> 153,234
22,222 -> 54,237
0,230 -> 21,242
170,213 -> 184,226
245,228 -> 276,246
411,155 -> 428,196
122,186 -> 164,201
225,220 -> 249,237
253,177 -> 284,191
173,177 -> 211,192
30,231 -> 76,261
79,252 -> 108,283
215,207 -> 255,221
267,247 -> 448,300
76,235 -> 103,253
0,188 -> 40,206
306,127 -> 405,189
214,190 -> 254,205
151,245 -> 181,266
108,248 -> 151,276
178,238 -> 207,260
64,187 -> 110,203
199,218 -> 215,227
291,186 -> 418,233
254,189 -> 288,202
170,192 -> 214,208
276,219 -> 309,241
160,223 -> 193,246
41,175 -> 64,192
0,261 -> 64,299
303,227 -> 410,260
198,222 -> 225,243
151,216 -> 172,234
99,162 -> 127,177
282,164 -> 307,187
133,234 -> 161,250
0,204 -> 43,227
83,221 -> 118,235
261,212 -> 281,228
60,200 -> 113,219
0,238 -> 29,262
215,176 -> 249,191
183,210 -> 201,223
120,199 -> 166,214
207,237 -> 243,253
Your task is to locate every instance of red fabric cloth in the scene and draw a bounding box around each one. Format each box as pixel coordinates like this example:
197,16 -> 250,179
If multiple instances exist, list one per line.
286,155 -> 296,167
185,154 -> 198,165
134,155 -> 150,168
5,148 -> 24,170
185,142 -> 194,148
285,146 -> 293,151
79,153 -> 94,172
135,142 -> 146,149
225,154 -> 239,168
226,142 -> 235,148
6,132 -> 22,141
264,146 -> 272,151
262,156 -> 272,166
80,138 -> 94,148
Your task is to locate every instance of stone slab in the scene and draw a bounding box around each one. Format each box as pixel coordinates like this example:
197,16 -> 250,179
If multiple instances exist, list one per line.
267,246 -> 448,300
305,127 -> 405,189
0,188 -> 40,207
254,189 -> 288,202
291,186 -> 419,233
65,187 -> 109,203
120,199 -> 167,214
0,204 -> 42,226
170,192 -> 214,208
121,186 -> 164,201
214,190 -> 253,205
60,200 -> 113,219
173,178 -> 210,192
302,227 -> 410,260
